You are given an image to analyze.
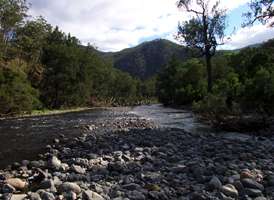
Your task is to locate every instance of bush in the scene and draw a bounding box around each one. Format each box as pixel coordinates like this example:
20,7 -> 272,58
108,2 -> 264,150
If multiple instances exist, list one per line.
0,60 -> 40,115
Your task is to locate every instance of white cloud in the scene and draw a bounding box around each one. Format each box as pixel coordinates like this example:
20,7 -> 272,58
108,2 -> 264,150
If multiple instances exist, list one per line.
222,22 -> 274,49
28,0 -> 261,52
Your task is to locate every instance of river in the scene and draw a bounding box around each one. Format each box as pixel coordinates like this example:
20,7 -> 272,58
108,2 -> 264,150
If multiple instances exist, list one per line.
0,104 -> 223,168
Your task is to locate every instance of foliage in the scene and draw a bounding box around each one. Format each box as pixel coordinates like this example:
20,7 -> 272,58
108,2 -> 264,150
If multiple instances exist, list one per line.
177,0 -> 227,92
244,0 -> 274,27
0,60 -> 40,114
157,58 -> 207,105
103,39 -> 198,79
0,0 -> 157,115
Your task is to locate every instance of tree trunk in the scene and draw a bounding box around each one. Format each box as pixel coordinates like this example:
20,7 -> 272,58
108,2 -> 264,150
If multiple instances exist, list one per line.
206,54 -> 212,93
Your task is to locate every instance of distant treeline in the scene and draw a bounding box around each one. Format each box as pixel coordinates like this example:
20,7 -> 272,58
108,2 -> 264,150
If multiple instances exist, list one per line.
0,0 -> 156,115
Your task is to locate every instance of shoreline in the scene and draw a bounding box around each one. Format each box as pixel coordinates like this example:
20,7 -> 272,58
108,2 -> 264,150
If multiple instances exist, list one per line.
0,107 -> 103,120
1,111 -> 274,199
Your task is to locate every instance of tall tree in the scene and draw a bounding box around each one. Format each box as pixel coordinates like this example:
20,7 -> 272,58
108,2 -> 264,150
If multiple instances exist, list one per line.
0,0 -> 28,49
244,0 -> 274,27
16,17 -> 51,87
176,0 -> 226,92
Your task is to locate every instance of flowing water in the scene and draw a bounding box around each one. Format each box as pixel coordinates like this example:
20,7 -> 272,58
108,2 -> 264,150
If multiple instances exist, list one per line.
0,104 -> 229,168
131,104 -> 212,134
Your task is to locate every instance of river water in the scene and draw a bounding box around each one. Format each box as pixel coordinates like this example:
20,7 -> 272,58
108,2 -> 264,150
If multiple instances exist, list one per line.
0,105 -> 216,168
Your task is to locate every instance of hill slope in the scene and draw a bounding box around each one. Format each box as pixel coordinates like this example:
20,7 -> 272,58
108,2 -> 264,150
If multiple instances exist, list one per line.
101,39 -> 198,79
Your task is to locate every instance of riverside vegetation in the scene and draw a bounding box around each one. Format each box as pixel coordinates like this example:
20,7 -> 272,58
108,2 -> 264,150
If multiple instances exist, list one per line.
0,0 -> 156,117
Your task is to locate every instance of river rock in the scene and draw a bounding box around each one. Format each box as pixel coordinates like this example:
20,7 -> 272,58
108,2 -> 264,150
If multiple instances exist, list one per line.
241,178 -> 264,191
241,170 -> 255,180
38,190 -> 55,200
82,190 -> 105,200
48,156 -> 62,170
208,176 -> 222,190
58,182 -> 81,194
6,178 -> 27,190
63,191 -> 77,200
39,179 -> 55,190
2,184 -> 16,193
71,164 -> 86,174
10,194 -> 27,200
245,188 -> 263,197
221,184 -> 238,198
127,190 -> 145,200
28,193 -> 42,200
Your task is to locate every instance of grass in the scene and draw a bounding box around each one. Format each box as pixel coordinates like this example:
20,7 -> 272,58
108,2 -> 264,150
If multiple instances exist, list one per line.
0,107 -> 92,120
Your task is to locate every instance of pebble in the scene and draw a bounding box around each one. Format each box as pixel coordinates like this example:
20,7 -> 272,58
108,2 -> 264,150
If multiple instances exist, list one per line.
0,115 -> 274,200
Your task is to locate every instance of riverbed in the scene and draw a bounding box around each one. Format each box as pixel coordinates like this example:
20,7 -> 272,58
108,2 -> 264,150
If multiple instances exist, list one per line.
1,105 -> 274,199
0,104 -> 233,168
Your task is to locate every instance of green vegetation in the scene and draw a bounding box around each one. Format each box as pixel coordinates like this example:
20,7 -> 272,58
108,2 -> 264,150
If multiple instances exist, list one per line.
157,39 -> 274,130
102,39 -> 198,79
0,0 -> 156,116
157,58 -> 207,105
177,0 -> 226,92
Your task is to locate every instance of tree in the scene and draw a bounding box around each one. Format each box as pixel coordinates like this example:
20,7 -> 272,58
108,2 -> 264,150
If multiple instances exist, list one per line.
16,17 -> 51,87
244,0 -> 274,27
0,0 -> 28,52
176,0 -> 226,92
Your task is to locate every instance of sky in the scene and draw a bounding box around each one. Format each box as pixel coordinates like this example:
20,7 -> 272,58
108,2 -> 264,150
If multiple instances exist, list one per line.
28,0 -> 274,52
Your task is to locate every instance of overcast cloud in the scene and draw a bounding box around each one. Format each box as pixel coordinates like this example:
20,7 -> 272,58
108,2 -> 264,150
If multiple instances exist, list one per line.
28,0 -> 274,52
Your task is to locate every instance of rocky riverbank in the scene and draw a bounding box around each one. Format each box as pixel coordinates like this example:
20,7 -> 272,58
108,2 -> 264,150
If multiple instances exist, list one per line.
1,114 -> 274,199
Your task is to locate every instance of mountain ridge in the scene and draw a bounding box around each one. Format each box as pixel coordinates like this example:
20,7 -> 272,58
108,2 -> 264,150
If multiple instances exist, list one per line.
91,39 -> 263,79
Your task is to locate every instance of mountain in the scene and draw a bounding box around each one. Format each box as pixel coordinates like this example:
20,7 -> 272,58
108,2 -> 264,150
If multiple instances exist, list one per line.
100,39 -> 198,79
93,39 -> 266,80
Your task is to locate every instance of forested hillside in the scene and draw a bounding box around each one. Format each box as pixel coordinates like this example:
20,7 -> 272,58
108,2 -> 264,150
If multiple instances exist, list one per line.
0,0 -> 156,116
102,39 -> 198,79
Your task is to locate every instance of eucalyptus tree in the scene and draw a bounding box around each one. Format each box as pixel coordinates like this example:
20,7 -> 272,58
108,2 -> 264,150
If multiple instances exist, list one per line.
0,0 -> 28,47
244,0 -> 274,27
176,0 -> 227,92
